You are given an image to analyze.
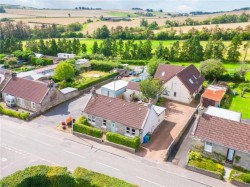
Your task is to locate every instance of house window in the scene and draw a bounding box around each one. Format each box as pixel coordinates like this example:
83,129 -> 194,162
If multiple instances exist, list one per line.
31,102 -> 36,109
102,119 -> 106,126
204,142 -> 213,153
174,92 -> 177,97
87,115 -> 95,124
131,129 -> 136,136
126,127 -> 130,134
126,127 -> 136,136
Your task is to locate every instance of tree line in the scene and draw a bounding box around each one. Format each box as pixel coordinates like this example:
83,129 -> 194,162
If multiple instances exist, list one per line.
23,35 -> 246,62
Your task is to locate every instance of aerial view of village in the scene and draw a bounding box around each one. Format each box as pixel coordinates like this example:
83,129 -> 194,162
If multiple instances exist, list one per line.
0,0 -> 250,186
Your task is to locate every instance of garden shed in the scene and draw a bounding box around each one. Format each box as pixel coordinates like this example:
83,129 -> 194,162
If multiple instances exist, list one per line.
101,80 -> 128,98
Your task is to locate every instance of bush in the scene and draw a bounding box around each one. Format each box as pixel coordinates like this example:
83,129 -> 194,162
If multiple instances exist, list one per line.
75,116 -> 91,126
189,151 -> 202,161
74,167 -> 137,187
91,60 -> 122,72
230,170 -> 250,184
106,132 -> 140,150
31,57 -> 53,66
76,72 -> 118,90
73,123 -> 103,138
0,104 -> 30,120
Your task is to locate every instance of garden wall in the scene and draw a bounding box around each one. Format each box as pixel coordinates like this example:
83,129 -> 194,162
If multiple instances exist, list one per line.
185,165 -> 223,180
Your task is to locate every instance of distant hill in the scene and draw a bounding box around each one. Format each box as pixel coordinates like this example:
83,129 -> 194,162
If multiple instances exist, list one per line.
190,7 -> 250,15
0,4 -> 36,9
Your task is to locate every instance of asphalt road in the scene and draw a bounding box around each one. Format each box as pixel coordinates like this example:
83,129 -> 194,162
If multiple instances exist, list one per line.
0,117 -> 234,187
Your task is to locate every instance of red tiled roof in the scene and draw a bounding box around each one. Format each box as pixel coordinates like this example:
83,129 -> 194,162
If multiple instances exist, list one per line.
154,64 -> 184,82
2,77 -> 49,103
177,64 -> 205,94
126,82 -> 141,92
83,94 -> 149,129
194,114 -> 250,153
201,85 -> 227,102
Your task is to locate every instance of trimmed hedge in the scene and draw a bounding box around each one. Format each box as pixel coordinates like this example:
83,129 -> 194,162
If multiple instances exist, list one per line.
0,165 -> 137,187
74,167 -> 137,187
230,170 -> 250,184
0,165 -> 75,187
76,72 -> 118,90
31,57 -> 53,66
0,104 -> 30,120
73,123 -> 103,138
91,60 -> 122,72
106,132 -> 140,150
75,116 -> 91,126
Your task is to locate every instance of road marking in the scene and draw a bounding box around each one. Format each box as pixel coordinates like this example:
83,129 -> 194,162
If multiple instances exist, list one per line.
1,157 -> 7,162
95,161 -> 120,171
136,176 -> 165,187
63,149 -> 85,159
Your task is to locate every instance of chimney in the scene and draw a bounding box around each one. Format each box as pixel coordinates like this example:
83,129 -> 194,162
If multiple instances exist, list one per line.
90,87 -> 96,98
148,98 -> 153,108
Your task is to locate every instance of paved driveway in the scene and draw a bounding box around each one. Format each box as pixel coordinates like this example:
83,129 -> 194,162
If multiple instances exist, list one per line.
137,100 -> 197,162
32,94 -> 91,127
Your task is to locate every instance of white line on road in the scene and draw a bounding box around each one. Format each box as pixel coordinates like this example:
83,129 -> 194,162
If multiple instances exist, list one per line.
63,149 -> 86,159
95,161 -> 120,171
136,176 -> 165,187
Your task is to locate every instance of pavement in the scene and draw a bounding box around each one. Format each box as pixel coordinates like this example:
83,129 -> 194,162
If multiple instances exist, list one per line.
0,116 -> 235,187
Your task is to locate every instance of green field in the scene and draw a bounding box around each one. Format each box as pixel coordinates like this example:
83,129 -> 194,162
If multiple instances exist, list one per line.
107,11 -> 139,18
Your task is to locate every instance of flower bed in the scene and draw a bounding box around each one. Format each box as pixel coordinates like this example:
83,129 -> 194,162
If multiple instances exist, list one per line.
230,169 -> 250,186
187,151 -> 224,179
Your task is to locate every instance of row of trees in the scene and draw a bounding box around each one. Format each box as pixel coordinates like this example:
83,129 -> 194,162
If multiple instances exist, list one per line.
93,25 -> 250,41
23,35 -> 247,62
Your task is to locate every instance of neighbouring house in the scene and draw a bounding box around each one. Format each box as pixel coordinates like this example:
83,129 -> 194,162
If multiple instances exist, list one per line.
192,112 -> 250,170
82,92 -> 166,143
75,59 -> 91,71
154,64 -> 205,104
17,64 -> 57,81
0,68 -> 6,85
1,74 -> 78,113
201,85 -> 227,108
34,53 -> 63,64
124,82 -> 141,101
100,80 -> 128,98
57,53 -> 76,59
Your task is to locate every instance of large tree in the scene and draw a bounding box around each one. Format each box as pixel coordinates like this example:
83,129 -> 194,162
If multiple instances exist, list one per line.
199,59 -> 226,80
239,83 -> 250,97
227,34 -> 242,62
139,78 -> 164,101
147,57 -> 160,76
54,62 -> 75,82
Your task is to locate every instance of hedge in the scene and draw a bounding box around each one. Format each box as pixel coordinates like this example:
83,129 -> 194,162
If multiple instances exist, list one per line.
0,165 -> 137,187
75,116 -> 91,126
74,167 -> 137,187
31,57 -> 53,66
73,123 -> 103,138
76,72 -> 118,90
0,165 -> 75,187
118,60 -> 170,66
106,132 -> 140,150
230,170 -> 250,184
0,104 -> 30,120
91,60 -> 122,72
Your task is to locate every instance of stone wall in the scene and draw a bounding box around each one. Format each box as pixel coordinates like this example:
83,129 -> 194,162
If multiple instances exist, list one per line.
63,90 -> 80,101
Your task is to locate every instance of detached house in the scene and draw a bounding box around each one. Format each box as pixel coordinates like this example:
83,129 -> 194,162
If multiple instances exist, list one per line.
83,92 -> 166,143
154,64 -> 204,104
1,74 -> 65,113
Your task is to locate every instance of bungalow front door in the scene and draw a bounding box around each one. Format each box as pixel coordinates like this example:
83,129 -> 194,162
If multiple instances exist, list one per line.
111,122 -> 116,132
226,149 -> 235,163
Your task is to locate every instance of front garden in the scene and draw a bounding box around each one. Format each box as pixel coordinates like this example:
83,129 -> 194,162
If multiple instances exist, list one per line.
0,104 -> 30,120
230,167 -> 250,185
187,151 -> 225,179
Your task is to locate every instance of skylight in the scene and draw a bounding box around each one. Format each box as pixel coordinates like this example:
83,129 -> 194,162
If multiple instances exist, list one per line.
161,72 -> 165,77
189,78 -> 194,84
193,75 -> 197,79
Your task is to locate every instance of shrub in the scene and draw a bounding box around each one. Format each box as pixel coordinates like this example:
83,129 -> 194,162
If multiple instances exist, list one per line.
73,123 -> 103,138
76,72 -> 118,90
74,167 -> 137,187
75,116 -> 91,126
230,170 -> 250,184
31,57 -> 53,66
189,151 -> 202,161
0,104 -> 30,120
106,132 -> 140,150
233,165 -> 250,173
91,60 -> 122,72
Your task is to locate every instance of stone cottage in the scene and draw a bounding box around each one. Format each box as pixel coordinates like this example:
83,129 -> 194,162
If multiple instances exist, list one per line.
82,92 -> 166,143
1,75 -> 65,113
192,113 -> 250,170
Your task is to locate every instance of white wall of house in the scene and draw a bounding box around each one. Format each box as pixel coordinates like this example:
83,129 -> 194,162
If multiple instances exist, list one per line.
141,107 -> 165,143
162,76 -> 192,104
57,53 -> 76,59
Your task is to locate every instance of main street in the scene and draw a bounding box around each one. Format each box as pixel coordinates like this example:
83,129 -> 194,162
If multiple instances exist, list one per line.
0,116 -> 234,187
